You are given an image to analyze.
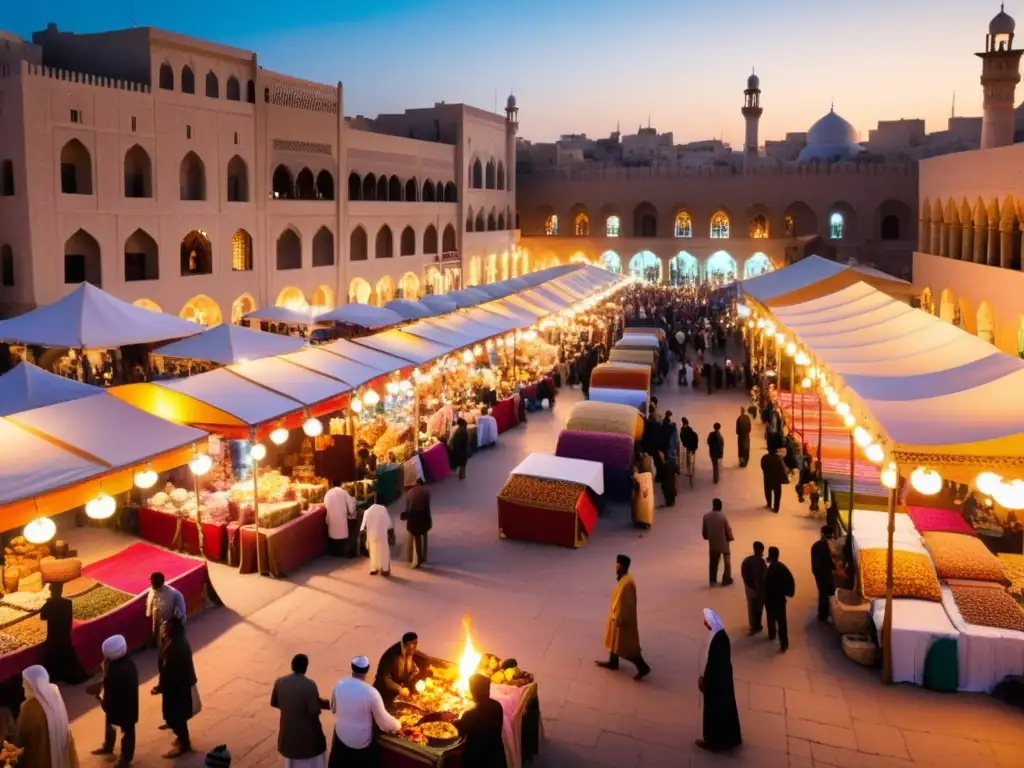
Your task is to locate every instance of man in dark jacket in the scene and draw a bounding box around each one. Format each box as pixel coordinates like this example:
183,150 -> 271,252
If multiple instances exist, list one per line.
271,654 -> 329,766
811,526 -> 836,622
456,674 -> 508,768
760,449 -> 789,513
706,423 -> 724,484
91,635 -> 139,767
735,407 -> 752,468
740,542 -> 767,635
403,479 -> 433,568
449,418 -> 470,480
680,417 -> 699,481
764,547 -> 795,652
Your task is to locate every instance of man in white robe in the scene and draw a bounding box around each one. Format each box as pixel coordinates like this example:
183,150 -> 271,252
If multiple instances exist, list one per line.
360,504 -> 394,576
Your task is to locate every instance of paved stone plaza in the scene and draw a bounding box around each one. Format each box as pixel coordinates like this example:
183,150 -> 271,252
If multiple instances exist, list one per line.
66,379 -> 1024,767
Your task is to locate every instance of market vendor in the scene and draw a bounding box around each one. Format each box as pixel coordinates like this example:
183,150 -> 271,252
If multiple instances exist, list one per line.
456,674 -> 508,768
40,582 -> 84,684
356,444 -> 377,481
373,632 -> 422,705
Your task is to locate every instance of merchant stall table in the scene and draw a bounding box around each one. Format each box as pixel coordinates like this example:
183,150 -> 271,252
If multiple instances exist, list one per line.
491,397 -> 519,434
498,464 -> 600,549
136,506 -> 226,561
382,652 -> 540,768
235,506 -> 327,578
420,442 -> 452,483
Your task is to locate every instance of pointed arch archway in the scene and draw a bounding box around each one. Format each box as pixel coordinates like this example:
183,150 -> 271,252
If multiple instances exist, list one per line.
600,251 -> 622,273
743,252 -> 773,279
133,298 -> 162,312
180,294 -> 222,326
668,252 -> 698,286
706,251 -> 737,285
629,251 -> 662,283
231,294 -> 257,324
349,278 -> 372,305
275,287 -> 307,311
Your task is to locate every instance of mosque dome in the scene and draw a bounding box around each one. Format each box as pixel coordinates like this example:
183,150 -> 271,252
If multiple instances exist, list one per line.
747,72 -> 760,90
991,4 -> 1016,35
797,108 -> 863,162
506,94 -> 517,110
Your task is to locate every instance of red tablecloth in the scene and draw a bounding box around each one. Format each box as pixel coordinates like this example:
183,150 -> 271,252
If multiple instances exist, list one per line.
420,442 -> 451,483
137,507 -> 227,561
492,397 -> 518,433
499,488 -> 594,548
238,507 -> 327,577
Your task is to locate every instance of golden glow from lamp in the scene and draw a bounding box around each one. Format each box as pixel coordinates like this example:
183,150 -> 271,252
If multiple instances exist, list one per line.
303,417 -> 323,438
795,351 -> 810,366
363,390 -> 380,407
993,479 -> 1024,510
910,467 -> 942,496
836,402 -> 851,418
189,453 -> 213,476
774,332 -> 785,344
485,340 -> 494,351
462,349 -> 473,364
853,427 -> 872,448
826,390 -> 839,407
756,318 -> 765,329
843,413 -> 855,428
801,377 -> 811,388
496,338 -> 505,348
350,399 -> 363,414
386,381 -> 399,396
785,342 -> 796,357
747,320 -> 755,328
807,366 -> 817,379
134,468 -> 158,489
399,380 -> 412,394
505,333 -> 515,345
24,517 -> 56,545
864,443 -> 885,463
250,443 -> 267,461
975,471 -> 1002,496
473,345 -> 483,356
880,463 -> 898,490
86,493 -> 117,520
524,330 -> 537,342
270,427 -> 289,445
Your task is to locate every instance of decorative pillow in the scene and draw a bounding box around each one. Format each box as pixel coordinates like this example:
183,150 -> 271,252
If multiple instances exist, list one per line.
923,531 -> 1010,585
907,507 -> 976,537
950,583 -> 1024,631
859,548 -> 942,602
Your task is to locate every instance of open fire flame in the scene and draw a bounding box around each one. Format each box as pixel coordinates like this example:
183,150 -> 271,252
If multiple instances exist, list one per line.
454,615 -> 482,696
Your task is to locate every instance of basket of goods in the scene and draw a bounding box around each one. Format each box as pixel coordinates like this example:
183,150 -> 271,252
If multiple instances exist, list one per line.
842,634 -> 878,667
0,605 -> 29,630
998,554 -> 1024,604
498,475 -> 583,513
38,557 -> 83,585
71,585 -> 135,621
830,588 -> 871,635
478,654 -> 535,687
859,548 -> 942,602
419,721 -> 459,747
923,532 -> 1010,585
949,583 -> 1024,631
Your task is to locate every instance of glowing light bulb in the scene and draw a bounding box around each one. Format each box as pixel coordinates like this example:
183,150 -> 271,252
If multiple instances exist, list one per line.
836,402 -> 851,417
910,467 -> 942,496
880,463 -> 898,490
134,469 -> 158,489
303,417 -> 323,438
363,390 -> 380,407
853,427 -> 872,448
24,517 -> 56,544
189,453 -> 213,476
843,413 -> 855,428
270,427 -> 289,445
462,350 -> 473,364
826,390 -> 839,407
801,377 -> 812,388
86,493 -> 117,520
994,479 -> 1024,510
976,472 -> 1002,496
250,443 -> 267,461
351,399 -> 363,413
864,443 -> 884,463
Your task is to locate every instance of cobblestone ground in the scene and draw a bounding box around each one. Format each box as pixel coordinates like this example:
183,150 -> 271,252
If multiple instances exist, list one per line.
66,368 -> 1024,767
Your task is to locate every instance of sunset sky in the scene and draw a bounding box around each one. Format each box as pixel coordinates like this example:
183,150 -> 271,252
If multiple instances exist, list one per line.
4,0 -> 1003,145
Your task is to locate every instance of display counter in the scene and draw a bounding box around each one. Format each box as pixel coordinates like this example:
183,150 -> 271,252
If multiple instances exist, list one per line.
137,506 -> 227,561
376,463 -> 403,505
237,506 -> 327,578
498,475 -> 598,548
420,442 -> 451,483
491,397 -> 518,434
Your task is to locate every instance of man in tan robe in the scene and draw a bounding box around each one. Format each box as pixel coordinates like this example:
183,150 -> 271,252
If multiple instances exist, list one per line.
595,554 -> 651,680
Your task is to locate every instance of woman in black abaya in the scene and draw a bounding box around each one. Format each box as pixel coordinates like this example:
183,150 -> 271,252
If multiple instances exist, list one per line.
697,608 -> 742,752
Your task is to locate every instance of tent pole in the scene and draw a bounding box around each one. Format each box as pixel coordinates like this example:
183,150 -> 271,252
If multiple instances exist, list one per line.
882,474 -> 897,684
847,432 -> 855,542
251,428 -> 262,577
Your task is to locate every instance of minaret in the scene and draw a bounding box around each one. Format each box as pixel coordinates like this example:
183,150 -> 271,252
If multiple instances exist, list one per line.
505,92 -> 518,195
742,69 -> 762,171
977,5 -> 1023,149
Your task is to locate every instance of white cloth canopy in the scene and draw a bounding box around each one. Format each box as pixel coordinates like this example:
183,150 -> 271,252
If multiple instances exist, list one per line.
0,283 -> 203,349
278,347 -> 382,388
228,357 -> 349,405
316,304 -> 404,329
0,363 -> 100,417
419,295 -> 459,314
318,339 -> 410,374
446,289 -> 489,309
402,321 -> 480,350
243,305 -> 318,325
742,255 -> 908,304
352,330 -> 453,365
384,299 -> 437,320
160,368 -> 302,425
0,419 -> 107,505
512,453 -> 604,495
459,308 -> 522,334
476,283 -> 515,299
155,324 -> 305,365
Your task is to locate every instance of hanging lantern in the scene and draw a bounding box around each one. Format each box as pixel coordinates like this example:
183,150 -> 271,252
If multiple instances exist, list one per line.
351,399 -> 363,413
764,322 -> 776,336
843,413 -> 855,428
270,427 -> 289,445
485,340 -> 494,351
785,342 -> 796,357
910,467 -> 942,496
801,377 -> 811,388
250,443 -> 267,461
775,333 -> 785,345
462,349 -> 473,364
86,493 -> 117,520
24,517 -> 56,545
994,479 -> 1024,510
303,417 -> 323,438
363,390 -> 381,407
398,380 -> 412,393
880,463 -> 898,490
134,468 -> 158,489
756,318 -> 765,329
386,381 -> 400,396
189,453 -> 213,476
864,443 -> 885,463
826,390 -> 839,407
747,320 -> 754,328
505,333 -> 515,345
473,345 -> 483,356
836,402 -> 851,417
524,330 -> 537,342
807,366 -> 817,379
496,338 -> 505,348
795,351 -> 810,366
853,427 -> 872,448
975,471 -> 1003,497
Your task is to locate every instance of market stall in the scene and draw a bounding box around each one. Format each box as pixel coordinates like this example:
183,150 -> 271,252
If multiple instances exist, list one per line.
564,401 -> 644,441
555,430 -> 634,502
497,474 -> 598,548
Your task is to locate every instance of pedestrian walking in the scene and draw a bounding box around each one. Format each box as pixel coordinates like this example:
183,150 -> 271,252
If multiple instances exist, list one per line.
271,654 -> 330,768
740,542 -> 767,635
696,609 -> 742,753
448,418 -> 471,480
595,555 -> 651,680
764,547 -> 795,653
89,635 -> 138,767
402,479 -> 433,568
706,423 -> 724,484
159,618 -> 199,757
760,448 -> 788,513
735,407 -> 751,468
811,526 -> 836,623
701,499 -> 734,586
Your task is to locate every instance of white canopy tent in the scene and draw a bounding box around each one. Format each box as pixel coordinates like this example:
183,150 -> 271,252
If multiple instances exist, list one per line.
0,362 -> 100,417
228,358 -> 350,406
155,323 -> 305,365
278,347 -> 383,389
742,255 -> 910,307
419,295 -> 459,314
402,321 -> 481,350
157,368 -> 303,425
318,339 -> 411,374
316,304 -> 404,329
0,419 -> 105,506
384,299 -> 437,320
243,305 -> 318,326
352,331 -> 454,366
0,283 -> 203,348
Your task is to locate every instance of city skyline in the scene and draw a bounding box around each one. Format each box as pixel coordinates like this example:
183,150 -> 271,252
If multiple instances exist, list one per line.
3,0 -> 1003,146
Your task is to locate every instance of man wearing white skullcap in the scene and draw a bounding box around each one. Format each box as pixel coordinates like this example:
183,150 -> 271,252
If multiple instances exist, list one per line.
90,635 -> 139,766
328,656 -> 399,767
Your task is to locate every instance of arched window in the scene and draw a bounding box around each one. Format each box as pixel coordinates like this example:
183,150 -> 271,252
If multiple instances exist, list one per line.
784,215 -> 795,237
313,227 -> 334,267
544,214 -> 559,236
487,211 -> 497,231
350,226 -> 368,261
422,179 -> 436,202
231,230 -> 253,271
205,71 -> 219,98
485,160 -> 496,189
400,226 -> 416,256
181,66 -> 195,94
64,230 -> 102,286
674,212 -> 692,238
881,215 -> 900,241
749,214 -> 769,239
605,216 -> 620,237
295,168 -> 316,200
226,76 -> 240,101
226,156 -> 248,202
0,245 -> 13,287
497,162 -> 506,190
574,213 -> 590,236
272,165 -> 294,199
388,175 -> 402,201
423,225 -> 438,255
180,230 -> 212,276
348,172 -> 362,201
435,181 -> 443,201
276,229 -> 301,270
0,160 -> 12,196
362,173 -> 377,200
375,225 -> 393,259
405,178 -> 418,201
123,145 -> 152,198
444,182 -> 457,203
442,224 -> 456,253
376,175 -> 388,201
497,211 -> 506,229
466,207 -> 475,232
475,210 -> 485,231
179,152 -> 206,200
349,278 -> 371,304
830,212 -> 845,240
710,211 -> 730,239
315,170 -> 334,201
471,159 -> 483,188
60,139 -> 93,195
158,63 -> 174,90
246,80 -> 256,103
124,229 -> 159,282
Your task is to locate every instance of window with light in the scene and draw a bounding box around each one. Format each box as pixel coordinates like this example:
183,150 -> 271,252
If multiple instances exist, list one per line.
710,211 -> 730,239
674,212 -> 692,238
605,216 -> 620,237
544,215 -> 559,236
749,214 -> 769,239
574,213 -> 590,236
829,212 -> 844,240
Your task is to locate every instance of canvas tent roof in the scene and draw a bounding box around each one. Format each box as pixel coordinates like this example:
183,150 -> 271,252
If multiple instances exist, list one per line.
0,418 -> 104,506
155,323 -> 305,365
384,299 -> 437,320
402,320 -> 480,350
419,295 -> 459,314
277,347 -> 382,389
352,331 -> 453,365
0,283 -> 203,349
316,304 -> 404,329
0,363 -> 101,417
742,255 -> 910,307
228,358 -> 349,406
318,339 -> 411,374
244,305 -> 318,325
479,299 -> 540,326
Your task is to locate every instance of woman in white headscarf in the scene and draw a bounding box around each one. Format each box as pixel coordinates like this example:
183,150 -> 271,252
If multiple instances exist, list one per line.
360,504 -> 394,576
19,665 -> 78,768
696,609 -> 741,753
